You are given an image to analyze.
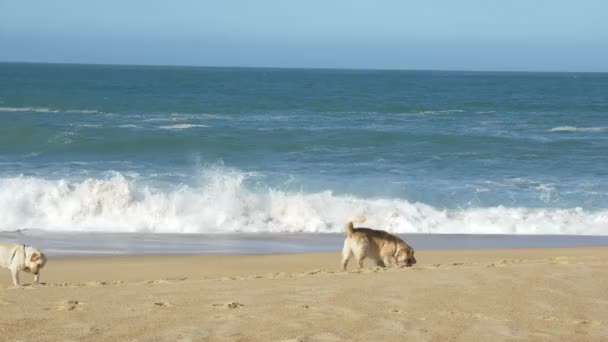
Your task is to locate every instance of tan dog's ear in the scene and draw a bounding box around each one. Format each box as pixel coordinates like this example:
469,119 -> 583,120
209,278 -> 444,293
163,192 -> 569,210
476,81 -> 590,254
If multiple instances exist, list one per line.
31,252 -> 40,262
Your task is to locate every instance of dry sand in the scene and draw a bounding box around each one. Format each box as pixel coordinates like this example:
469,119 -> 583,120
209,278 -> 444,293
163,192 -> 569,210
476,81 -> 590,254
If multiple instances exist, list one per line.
1,247 -> 607,341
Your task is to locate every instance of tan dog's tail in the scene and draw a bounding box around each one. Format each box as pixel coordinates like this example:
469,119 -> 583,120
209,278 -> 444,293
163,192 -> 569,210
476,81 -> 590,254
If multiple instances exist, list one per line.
346,217 -> 366,236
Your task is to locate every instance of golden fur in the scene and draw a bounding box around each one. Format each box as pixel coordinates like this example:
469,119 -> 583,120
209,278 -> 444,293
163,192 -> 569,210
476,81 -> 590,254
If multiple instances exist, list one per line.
341,218 -> 416,270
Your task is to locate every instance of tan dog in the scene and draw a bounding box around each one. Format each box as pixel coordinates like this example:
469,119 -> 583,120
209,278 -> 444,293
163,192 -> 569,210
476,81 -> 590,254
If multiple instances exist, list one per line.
341,218 -> 416,270
0,243 -> 47,286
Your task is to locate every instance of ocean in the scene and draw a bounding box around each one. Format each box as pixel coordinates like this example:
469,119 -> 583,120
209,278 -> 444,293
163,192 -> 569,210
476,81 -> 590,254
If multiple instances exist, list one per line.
1,63 -> 607,253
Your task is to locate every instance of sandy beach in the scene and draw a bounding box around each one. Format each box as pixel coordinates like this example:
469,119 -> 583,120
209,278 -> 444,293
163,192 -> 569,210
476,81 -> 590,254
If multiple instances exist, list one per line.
0,247 -> 606,341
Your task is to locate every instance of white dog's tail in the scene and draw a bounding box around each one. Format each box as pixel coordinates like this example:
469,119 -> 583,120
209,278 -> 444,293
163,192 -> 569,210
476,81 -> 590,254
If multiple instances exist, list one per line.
345,217 -> 366,236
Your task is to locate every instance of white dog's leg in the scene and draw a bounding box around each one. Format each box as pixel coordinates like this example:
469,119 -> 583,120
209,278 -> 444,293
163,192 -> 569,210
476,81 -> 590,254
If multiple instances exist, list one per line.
10,268 -> 20,287
341,241 -> 352,271
34,274 -> 39,284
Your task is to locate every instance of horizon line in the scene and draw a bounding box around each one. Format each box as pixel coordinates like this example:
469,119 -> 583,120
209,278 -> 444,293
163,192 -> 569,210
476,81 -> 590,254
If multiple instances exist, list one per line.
1,60 -> 607,74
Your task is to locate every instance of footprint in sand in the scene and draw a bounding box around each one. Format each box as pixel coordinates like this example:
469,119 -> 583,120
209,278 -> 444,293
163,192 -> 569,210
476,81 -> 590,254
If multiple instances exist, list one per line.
571,320 -> 601,325
89,280 -> 124,286
445,311 -> 497,321
46,299 -> 84,311
212,302 -> 244,309
490,259 -> 525,267
550,256 -> 571,265
0,298 -> 11,305
305,269 -> 334,276
541,316 -> 601,325
49,281 -> 74,287
145,277 -> 188,284
153,302 -> 173,307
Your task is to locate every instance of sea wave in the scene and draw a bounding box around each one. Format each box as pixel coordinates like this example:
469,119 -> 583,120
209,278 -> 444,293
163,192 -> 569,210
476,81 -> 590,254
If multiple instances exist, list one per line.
549,126 -> 608,132
416,109 -> 465,115
0,169 -> 606,235
159,124 -> 211,129
0,106 -> 101,114
0,106 -> 59,113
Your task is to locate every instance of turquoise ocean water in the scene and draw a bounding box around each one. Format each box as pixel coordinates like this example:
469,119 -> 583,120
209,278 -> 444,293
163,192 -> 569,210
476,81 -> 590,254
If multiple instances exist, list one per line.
1,63 -> 607,235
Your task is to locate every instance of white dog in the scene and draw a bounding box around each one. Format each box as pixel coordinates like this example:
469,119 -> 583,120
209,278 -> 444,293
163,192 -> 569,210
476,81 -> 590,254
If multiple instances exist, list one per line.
0,243 -> 47,286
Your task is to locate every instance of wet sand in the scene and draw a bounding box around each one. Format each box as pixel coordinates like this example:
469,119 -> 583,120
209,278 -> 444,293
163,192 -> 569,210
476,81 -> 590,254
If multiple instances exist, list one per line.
3,230 -> 608,256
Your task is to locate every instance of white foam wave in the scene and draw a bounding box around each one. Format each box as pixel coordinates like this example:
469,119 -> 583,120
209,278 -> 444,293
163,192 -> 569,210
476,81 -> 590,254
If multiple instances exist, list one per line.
65,109 -> 100,114
0,106 -> 59,113
0,106 -> 101,114
143,113 -> 227,123
159,124 -> 210,129
170,112 -> 229,120
416,109 -> 465,115
144,117 -> 191,122
549,126 -> 608,133
0,171 -> 606,235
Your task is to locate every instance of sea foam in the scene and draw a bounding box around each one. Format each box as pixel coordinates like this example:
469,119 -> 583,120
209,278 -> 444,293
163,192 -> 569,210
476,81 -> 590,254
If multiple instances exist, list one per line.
0,169 -> 606,235
549,126 -> 608,132
0,106 -> 101,114
158,124 -> 210,129
0,106 -> 59,113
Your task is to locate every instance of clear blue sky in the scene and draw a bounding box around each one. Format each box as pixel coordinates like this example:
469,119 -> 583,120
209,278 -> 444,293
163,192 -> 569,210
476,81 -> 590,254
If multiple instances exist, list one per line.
1,0 -> 607,71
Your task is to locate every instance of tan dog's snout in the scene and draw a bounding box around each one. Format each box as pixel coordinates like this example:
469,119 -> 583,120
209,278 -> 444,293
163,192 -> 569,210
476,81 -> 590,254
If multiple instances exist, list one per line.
406,257 -> 417,266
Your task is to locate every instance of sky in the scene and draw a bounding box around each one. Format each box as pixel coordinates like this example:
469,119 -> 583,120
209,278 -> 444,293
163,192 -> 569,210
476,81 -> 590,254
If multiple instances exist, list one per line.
1,0 -> 607,71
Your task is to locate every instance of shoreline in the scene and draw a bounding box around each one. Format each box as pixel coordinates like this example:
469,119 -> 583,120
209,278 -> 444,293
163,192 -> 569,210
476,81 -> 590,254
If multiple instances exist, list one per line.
3,230 -> 608,256
1,247 -> 607,340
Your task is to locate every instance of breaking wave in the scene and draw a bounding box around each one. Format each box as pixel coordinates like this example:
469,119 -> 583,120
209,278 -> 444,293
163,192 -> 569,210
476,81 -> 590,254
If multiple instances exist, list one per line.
0,106 -> 59,113
158,124 -> 211,129
0,169 -> 606,235
549,126 -> 608,133
0,106 -> 101,114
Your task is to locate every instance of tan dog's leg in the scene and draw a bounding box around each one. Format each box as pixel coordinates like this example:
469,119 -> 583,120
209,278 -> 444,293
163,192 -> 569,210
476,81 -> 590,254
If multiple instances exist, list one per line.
375,259 -> 386,267
352,242 -> 368,270
341,241 -> 352,271
356,253 -> 366,269
382,256 -> 393,267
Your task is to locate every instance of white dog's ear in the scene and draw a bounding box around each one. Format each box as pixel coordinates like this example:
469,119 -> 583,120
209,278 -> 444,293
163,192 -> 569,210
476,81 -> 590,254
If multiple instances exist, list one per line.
30,252 -> 40,262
